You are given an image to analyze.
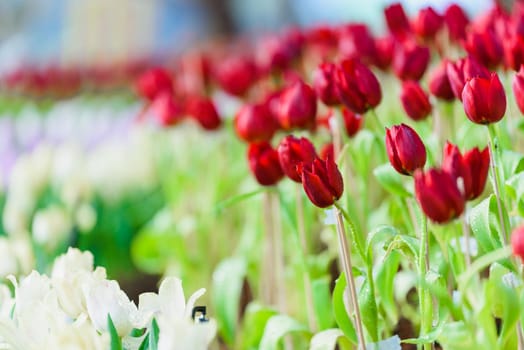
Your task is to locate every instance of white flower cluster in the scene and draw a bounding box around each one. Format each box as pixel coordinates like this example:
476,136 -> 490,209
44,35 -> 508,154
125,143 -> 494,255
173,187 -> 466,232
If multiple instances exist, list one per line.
0,248 -> 216,350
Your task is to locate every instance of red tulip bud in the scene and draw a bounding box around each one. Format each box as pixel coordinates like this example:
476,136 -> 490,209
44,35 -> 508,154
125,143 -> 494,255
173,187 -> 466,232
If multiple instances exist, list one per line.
145,92 -> 183,127
136,68 -> 174,101
277,80 -> 318,130
442,142 -> 489,200
313,62 -> 341,106
385,123 -> 427,175
301,157 -> 344,208
335,58 -> 382,114
462,73 -> 506,124
446,57 -> 490,101
463,28 -> 503,69
338,24 -> 377,65
428,59 -> 455,101
412,7 -> 444,40
235,103 -> 279,142
185,96 -> 222,130
400,80 -> 432,121
444,4 -> 470,42
341,108 -> 364,137
414,168 -> 465,224
512,66 -> 524,115
373,35 -> 395,70
214,56 -> 258,97
277,135 -> 318,182
256,36 -> 295,74
320,143 -> 334,161
511,225 -> 524,261
504,33 -> 524,72
384,3 -> 411,40
393,41 -> 430,81
247,142 -> 284,186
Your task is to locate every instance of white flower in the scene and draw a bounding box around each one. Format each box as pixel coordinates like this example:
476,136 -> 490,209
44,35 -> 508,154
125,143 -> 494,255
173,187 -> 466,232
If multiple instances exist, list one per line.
157,316 -> 217,350
43,315 -> 109,350
85,279 -> 139,337
32,206 -> 72,251
0,237 -> 18,277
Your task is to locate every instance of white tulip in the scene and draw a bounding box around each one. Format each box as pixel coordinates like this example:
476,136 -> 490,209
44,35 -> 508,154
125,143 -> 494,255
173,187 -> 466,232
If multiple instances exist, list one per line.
32,206 -> 72,251
0,237 -> 18,277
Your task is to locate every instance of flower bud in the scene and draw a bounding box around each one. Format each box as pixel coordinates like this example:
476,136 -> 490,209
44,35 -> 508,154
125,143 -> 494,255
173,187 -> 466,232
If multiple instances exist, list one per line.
145,92 -> 183,127
313,62 -> 340,106
512,225 -> 524,261
512,66 -> 524,115
393,41 -> 430,81
444,4 -> 469,42
428,59 -> 455,101
412,7 -> 444,40
338,24 -> 377,64
463,28 -> 503,69
135,67 -> 173,101
214,56 -> 258,97
400,80 -> 432,121
384,3 -> 411,40
320,143 -> 334,161
300,157 -> 343,208
277,136 -> 317,182
234,103 -> 279,142
334,58 -> 382,114
373,35 -> 395,70
185,96 -> 222,130
341,108 -> 363,137
385,123 -> 427,175
247,142 -> 284,186
277,80 -> 317,130
503,33 -> 524,71
446,57 -> 490,101
462,73 -> 506,124
414,168 -> 465,224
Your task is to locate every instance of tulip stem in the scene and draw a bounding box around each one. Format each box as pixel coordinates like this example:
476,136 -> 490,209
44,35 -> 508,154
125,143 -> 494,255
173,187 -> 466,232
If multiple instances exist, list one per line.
271,191 -> 287,312
335,208 -> 366,350
417,207 -> 433,350
461,209 -> 472,267
262,191 -> 277,306
487,125 -> 509,245
369,108 -> 384,133
295,185 -> 317,332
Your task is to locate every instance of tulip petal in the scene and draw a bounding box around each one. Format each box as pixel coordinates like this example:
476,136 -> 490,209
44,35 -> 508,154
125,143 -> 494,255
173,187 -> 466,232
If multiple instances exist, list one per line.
302,170 -> 335,208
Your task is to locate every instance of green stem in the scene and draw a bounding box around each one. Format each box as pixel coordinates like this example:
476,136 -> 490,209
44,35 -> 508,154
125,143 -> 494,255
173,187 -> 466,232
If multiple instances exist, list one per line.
417,208 -> 432,350
369,108 -> 384,133
487,124 -> 509,245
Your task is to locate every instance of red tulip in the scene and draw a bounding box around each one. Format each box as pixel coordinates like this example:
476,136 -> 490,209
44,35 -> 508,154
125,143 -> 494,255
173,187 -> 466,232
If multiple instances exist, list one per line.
462,73 -> 506,124
504,33 -> 524,72
414,168 -> 465,224
135,68 -> 173,101
442,142 -> 490,200
305,26 -> 339,57
384,3 -> 411,40
412,6 -> 444,40
385,123 -> 427,175
277,80 -> 317,130
341,108 -> 363,137
373,35 -> 395,70
400,80 -> 432,121
511,225 -> 524,261
444,4 -> 469,42
235,103 -> 279,142
214,56 -> 258,97
144,92 -> 183,127
334,58 -> 382,114
277,136 -> 317,182
313,62 -> 340,106
185,96 -> 222,130
463,28 -> 503,69
300,156 -> 343,208
320,143 -> 334,161
446,57 -> 490,101
428,59 -> 455,101
338,23 -> 377,64
512,66 -> 524,114
247,142 -> 284,186
256,36 -> 294,74
393,41 -> 430,81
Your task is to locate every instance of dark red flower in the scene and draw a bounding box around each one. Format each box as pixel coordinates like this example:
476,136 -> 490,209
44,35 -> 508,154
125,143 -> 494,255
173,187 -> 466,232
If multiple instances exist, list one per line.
444,4 -> 470,42
334,58 -> 382,114
512,225 -> 524,261
235,103 -> 279,142
462,73 -> 506,124
338,23 -> 377,64
412,6 -> 444,40
320,143 -> 334,161
414,168 -> 465,224
301,156 -> 344,208
313,62 -> 340,106
135,68 -> 173,101
256,36 -> 294,74
503,33 -> 524,71
185,96 -> 222,130
393,41 -> 430,81
247,141 -> 284,186
428,59 -> 455,101
446,57 -> 490,101
214,56 -> 258,97
373,35 -> 395,70
276,80 -> 317,130
463,28 -> 503,69
341,108 -> 363,137
512,66 -> 524,115
384,3 -> 411,40
277,135 -> 318,182
400,80 -> 432,121
385,123 -> 427,175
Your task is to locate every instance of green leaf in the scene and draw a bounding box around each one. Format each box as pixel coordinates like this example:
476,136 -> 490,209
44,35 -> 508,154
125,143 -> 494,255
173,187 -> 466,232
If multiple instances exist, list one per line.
506,172 -> 524,216
259,314 -> 310,350
458,246 -> 512,289
312,277 -> 335,330
107,315 -> 123,350
237,303 -> 277,350
149,318 -> 159,350
500,150 -> 524,179
309,329 -> 352,350
375,251 -> 401,326
384,234 -> 419,263
359,278 -> 379,342
373,163 -> 412,198
332,274 -> 357,344
214,189 -> 264,213
212,257 -> 247,345
468,195 -> 504,255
